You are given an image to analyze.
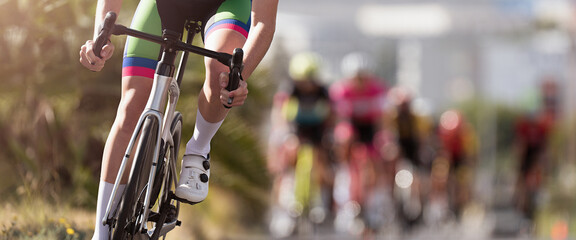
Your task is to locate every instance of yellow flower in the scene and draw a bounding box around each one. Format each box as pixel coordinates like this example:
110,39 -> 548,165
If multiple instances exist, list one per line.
66,228 -> 75,235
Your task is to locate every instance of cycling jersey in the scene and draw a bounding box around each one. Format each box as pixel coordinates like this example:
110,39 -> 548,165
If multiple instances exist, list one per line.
122,0 -> 252,79
330,75 -> 387,143
290,87 -> 331,126
283,82 -> 331,145
438,110 -> 475,169
514,114 -> 550,177
329,75 -> 386,124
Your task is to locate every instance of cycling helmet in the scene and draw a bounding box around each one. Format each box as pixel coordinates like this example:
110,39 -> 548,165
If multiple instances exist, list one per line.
289,52 -> 322,81
341,52 -> 374,78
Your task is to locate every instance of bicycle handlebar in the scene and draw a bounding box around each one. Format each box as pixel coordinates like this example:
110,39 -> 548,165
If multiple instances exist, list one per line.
94,11 -> 117,58
227,48 -> 243,92
93,11 -> 244,95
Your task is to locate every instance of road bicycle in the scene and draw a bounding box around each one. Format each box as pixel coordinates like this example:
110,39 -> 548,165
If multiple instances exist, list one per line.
92,11 -> 243,239
269,136 -> 334,238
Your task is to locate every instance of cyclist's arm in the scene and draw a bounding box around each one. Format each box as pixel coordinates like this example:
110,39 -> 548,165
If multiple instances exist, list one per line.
240,0 -> 278,79
93,0 -> 123,40
80,0 -> 121,71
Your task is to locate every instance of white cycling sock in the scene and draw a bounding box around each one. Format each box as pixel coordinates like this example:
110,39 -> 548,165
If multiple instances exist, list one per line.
185,109 -> 223,158
92,181 -> 126,240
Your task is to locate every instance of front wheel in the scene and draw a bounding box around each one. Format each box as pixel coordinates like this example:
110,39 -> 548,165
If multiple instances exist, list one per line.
112,116 -> 159,240
149,112 -> 183,239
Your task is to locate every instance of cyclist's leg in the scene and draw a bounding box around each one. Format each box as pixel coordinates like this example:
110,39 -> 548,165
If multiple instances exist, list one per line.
92,0 -> 161,239
196,3 -> 251,123
177,0 -> 251,203
185,26 -> 246,155
194,0 -> 251,125
99,0 -> 160,184
93,76 -> 154,239
100,77 -> 154,183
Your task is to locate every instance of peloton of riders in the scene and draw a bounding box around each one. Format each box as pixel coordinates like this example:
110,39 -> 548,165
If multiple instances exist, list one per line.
267,51 -> 479,237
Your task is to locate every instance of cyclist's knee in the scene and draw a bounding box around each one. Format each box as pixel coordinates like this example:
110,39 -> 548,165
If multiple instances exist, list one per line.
204,58 -> 228,91
203,28 -> 246,81
205,28 -> 246,53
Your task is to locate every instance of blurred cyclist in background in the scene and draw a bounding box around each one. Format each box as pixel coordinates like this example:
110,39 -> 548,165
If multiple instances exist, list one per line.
386,86 -> 433,229
513,113 -> 546,222
329,52 -> 389,236
513,77 -> 559,224
268,52 -> 334,237
435,109 -> 477,220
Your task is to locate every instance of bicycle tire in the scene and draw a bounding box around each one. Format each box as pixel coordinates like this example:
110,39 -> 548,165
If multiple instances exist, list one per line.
112,116 -> 159,240
149,112 -> 183,240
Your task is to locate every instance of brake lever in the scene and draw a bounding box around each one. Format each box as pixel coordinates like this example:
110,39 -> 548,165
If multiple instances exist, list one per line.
94,11 -> 117,58
224,48 -> 244,109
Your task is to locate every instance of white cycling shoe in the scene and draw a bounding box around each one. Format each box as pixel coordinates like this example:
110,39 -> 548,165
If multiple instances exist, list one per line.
175,154 -> 210,204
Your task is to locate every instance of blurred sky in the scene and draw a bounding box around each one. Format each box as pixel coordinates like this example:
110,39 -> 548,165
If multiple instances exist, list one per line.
271,0 -> 576,116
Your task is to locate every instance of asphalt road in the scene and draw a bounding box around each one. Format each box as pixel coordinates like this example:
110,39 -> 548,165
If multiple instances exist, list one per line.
248,205 -> 534,240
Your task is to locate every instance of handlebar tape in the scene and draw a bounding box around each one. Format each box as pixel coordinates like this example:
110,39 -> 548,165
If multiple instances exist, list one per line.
94,11 -> 117,58
224,48 -> 244,108
226,48 -> 244,91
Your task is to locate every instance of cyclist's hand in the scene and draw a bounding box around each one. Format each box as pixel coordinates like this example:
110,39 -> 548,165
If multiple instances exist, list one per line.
79,40 -> 115,72
219,72 -> 248,108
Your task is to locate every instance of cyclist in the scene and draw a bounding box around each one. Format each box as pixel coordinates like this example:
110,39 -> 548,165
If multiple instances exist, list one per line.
329,52 -> 388,234
513,78 -> 558,222
79,0 -> 278,239
436,109 -> 477,219
267,86 -> 300,238
386,86 -> 433,228
388,86 -> 425,170
273,52 -> 334,225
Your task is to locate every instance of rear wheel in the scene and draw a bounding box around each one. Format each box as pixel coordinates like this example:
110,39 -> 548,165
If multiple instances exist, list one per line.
112,116 -> 159,240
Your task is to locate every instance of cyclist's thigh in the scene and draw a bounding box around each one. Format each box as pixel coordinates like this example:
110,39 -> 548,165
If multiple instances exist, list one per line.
123,0 -> 162,80
202,0 -> 251,89
204,0 -> 251,51
118,0 -> 160,121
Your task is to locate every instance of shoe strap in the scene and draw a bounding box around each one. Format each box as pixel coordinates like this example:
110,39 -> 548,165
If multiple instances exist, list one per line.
182,155 -> 210,171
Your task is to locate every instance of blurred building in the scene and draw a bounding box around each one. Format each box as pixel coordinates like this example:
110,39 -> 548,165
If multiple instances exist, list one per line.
272,0 -> 574,115
266,2 -> 576,233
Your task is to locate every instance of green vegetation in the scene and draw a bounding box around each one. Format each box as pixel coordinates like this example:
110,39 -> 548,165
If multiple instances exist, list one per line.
0,0 -> 276,238
1,198 -> 93,240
